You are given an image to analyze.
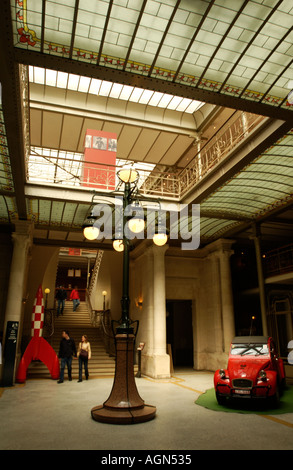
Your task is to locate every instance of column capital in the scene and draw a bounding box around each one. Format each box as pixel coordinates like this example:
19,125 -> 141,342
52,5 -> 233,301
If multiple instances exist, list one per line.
202,238 -> 235,259
13,220 -> 34,237
11,220 -> 34,254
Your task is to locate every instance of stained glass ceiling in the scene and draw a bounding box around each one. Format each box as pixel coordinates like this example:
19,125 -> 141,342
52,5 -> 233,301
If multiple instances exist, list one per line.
201,129 -> 293,218
11,0 -> 293,112
1,0 -> 293,247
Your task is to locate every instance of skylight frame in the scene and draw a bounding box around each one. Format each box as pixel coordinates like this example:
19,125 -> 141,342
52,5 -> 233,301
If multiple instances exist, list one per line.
28,65 -> 205,114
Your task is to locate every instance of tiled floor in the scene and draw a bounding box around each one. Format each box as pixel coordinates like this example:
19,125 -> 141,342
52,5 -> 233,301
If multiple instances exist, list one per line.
1,369 -> 293,451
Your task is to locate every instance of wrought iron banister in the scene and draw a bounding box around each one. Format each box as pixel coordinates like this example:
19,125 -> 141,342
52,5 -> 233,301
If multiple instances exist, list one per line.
43,308 -> 55,339
264,243 -> 293,277
88,250 -> 104,296
85,289 -> 100,327
179,111 -> 265,197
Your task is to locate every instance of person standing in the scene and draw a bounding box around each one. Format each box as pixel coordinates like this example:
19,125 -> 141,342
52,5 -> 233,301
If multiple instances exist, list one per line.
70,286 -> 80,311
55,286 -> 67,316
57,330 -> 77,383
77,335 -> 91,382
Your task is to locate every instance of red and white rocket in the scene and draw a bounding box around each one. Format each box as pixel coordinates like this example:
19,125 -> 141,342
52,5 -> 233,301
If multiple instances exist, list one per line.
16,284 -> 60,383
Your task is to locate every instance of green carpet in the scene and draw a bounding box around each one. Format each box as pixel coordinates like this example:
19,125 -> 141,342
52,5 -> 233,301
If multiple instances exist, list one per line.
195,386 -> 293,415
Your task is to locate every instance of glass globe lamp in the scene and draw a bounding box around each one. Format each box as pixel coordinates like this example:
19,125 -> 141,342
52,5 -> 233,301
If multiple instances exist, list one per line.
117,166 -> 139,184
153,232 -> 168,246
113,239 -> 124,252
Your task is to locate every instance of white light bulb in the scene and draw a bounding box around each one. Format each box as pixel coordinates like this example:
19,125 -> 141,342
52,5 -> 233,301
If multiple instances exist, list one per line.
153,232 -> 168,246
83,226 -> 100,240
113,239 -> 124,252
127,217 -> 145,233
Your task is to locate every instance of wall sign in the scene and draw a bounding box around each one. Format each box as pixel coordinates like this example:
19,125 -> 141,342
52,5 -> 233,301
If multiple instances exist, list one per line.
2,321 -> 19,387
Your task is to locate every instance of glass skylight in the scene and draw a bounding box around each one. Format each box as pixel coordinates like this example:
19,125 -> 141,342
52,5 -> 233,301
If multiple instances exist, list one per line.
28,66 -> 204,114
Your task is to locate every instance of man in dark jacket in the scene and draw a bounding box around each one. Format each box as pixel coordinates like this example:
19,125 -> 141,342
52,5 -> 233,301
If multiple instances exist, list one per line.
57,330 -> 77,383
55,286 -> 67,316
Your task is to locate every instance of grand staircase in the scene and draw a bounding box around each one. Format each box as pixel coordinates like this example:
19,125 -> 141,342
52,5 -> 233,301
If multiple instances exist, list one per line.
27,301 -> 116,380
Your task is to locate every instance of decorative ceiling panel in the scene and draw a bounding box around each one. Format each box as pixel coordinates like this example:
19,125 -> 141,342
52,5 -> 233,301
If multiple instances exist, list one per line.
11,0 -> 293,110
200,129 -> 293,221
0,195 -> 17,222
0,106 -> 14,192
200,216 -> 242,241
26,197 -> 90,228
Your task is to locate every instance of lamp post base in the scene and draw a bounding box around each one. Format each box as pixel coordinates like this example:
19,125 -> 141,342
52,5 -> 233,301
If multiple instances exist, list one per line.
91,403 -> 156,425
91,333 -> 156,424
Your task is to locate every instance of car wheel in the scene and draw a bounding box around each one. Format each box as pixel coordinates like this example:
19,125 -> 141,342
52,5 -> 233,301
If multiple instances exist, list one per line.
216,392 -> 227,406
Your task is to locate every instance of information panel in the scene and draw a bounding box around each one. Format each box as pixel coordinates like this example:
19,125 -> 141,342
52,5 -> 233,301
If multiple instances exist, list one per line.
2,321 -> 19,386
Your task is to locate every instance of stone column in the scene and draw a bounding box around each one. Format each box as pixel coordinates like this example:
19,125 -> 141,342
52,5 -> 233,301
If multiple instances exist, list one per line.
142,246 -> 155,355
152,244 -> 170,378
2,221 -> 33,381
251,231 -> 268,336
218,245 -> 235,353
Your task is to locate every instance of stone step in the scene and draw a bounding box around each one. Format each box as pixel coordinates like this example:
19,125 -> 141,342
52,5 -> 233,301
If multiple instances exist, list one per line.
27,301 -> 138,379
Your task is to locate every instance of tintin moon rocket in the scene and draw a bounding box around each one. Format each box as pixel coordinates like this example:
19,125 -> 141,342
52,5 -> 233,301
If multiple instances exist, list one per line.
16,284 -> 60,382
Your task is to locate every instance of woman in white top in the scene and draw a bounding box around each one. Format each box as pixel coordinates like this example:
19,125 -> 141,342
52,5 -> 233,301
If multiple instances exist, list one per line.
77,335 -> 91,382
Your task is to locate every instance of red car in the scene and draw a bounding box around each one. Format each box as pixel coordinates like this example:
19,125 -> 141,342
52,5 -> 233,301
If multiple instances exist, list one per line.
214,336 -> 286,406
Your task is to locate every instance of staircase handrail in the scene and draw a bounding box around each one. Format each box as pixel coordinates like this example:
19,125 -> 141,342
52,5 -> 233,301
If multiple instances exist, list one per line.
43,307 -> 55,338
88,250 -> 104,296
85,289 -> 100,327
84,290 -> 116,355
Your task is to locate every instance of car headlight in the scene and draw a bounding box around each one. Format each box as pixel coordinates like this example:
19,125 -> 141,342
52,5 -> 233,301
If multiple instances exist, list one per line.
219,369 -> 226,379
259,370 -> 267,380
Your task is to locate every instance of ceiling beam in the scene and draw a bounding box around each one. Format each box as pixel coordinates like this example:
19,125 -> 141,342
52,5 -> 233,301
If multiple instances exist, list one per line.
238,25 -> 293,99
218,0 -> 283,93
148,0 -> 181,77
0,4 -> 27,219
173,0 -> 216,82
123,0 -> 148,71
96,0 -> 114,65
33,237 -> 113,250
194,0 -> 250,89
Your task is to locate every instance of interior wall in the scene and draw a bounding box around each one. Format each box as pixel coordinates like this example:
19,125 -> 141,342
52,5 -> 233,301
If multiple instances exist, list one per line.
22,244 -> 60,344
0,232 -> 13,337
91,250 -> 123,321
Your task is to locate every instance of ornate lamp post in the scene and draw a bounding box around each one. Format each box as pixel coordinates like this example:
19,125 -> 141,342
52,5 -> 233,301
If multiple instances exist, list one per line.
87,166 -> 167,424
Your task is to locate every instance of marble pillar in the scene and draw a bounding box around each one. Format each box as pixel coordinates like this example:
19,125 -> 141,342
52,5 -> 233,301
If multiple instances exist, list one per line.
218,244 -> 236,353
139,244 -> 170,378
203,239 -> 235,356
252,233 -> 268,336
150,245 -> 170,378
2,221 -> 33,382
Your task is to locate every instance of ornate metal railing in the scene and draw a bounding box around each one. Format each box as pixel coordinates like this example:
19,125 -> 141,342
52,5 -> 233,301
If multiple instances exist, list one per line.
179,111 -> 265,197
43,307 -> 55,339
87,250 -> 104,297
264,243 -> 293,277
